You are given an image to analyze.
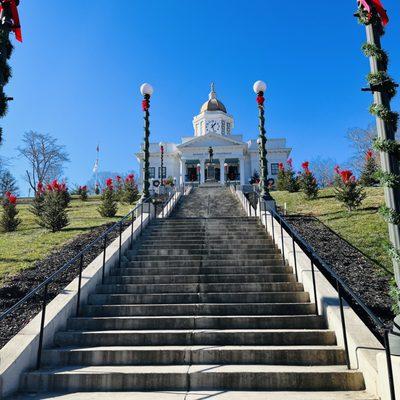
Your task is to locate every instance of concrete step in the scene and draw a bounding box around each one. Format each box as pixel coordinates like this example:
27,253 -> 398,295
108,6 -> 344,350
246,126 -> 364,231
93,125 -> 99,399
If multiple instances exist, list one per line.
103,273 -> 296,285
111,266 -> 290,277
95,282 -> 305,294
136,244 -> 276,251
22,364 -> 364,392
134,248 -> 278,256
123,260 -> 285,268
87,291 -> 310,305
67,315 -> 326,331
9,390 -> 378,400
81,302 -> 316,316
126,254 -> 282,262
41,345 -> 345,366
54,329 -> 336,347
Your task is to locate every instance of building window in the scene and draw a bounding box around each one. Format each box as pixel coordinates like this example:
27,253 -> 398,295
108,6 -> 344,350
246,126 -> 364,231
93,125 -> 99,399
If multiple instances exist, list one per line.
149,167 -> 155,179
221,120 -> 226,135
270,163 -> 279,175
158,167 -> 166,179
227,122 -> 231,134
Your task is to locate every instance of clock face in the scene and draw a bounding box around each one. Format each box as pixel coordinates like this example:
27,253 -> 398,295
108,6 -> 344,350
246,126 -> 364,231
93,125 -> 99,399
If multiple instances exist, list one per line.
206,120 -> 221,133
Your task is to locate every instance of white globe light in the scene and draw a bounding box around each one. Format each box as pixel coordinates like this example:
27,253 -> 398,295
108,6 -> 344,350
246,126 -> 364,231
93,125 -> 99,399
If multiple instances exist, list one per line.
257,138 -> 262,145
140,83 -> 154,96
253,80 -> 267,94
224,163 -> 228,167
159,142 -> 164,148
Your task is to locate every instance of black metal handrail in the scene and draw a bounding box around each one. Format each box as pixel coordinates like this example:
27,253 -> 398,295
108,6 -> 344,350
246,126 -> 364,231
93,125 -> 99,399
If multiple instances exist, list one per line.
0,184 -> 184,370
236,187 -> 397,400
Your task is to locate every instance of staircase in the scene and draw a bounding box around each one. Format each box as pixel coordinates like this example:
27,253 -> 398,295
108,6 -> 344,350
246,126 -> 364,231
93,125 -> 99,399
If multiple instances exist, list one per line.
15,187 -> 375,399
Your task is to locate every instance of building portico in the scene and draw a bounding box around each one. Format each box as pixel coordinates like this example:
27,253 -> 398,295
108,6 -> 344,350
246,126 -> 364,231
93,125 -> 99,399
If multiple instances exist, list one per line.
136,84 -> 291,191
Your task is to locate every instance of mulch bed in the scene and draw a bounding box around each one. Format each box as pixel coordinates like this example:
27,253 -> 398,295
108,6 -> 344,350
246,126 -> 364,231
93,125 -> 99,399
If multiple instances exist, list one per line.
285,215 -> 394,340
0,221 -> 129,349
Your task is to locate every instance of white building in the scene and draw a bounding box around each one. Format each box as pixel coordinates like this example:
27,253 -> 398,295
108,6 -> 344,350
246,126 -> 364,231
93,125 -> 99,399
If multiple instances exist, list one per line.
136,84 -> 291,190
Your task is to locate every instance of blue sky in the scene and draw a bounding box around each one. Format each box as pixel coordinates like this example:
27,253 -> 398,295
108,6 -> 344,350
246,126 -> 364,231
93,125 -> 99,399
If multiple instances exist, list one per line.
1,0 -> 399,194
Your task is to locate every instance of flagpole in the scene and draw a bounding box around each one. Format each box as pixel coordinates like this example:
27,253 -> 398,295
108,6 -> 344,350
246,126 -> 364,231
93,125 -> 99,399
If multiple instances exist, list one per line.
96,144 -> 99,188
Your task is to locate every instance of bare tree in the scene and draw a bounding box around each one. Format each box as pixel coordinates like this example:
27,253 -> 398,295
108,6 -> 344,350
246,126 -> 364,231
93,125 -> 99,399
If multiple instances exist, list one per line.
17,131 -> 70,192
310,157 -> 338,187
346,123 -> 378,174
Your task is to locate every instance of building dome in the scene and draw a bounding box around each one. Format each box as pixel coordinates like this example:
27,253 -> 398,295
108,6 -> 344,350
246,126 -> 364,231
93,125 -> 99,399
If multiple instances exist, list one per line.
200,83 -> 227,113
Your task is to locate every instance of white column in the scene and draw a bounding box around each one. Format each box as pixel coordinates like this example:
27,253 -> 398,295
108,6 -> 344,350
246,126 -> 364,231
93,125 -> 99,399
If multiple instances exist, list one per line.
200,159 -> 205,184
239,157 -> 245,186
220,158 -> 225,185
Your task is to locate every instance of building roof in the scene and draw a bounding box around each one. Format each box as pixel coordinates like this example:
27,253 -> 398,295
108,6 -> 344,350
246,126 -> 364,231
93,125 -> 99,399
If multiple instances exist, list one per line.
200,83 -> 227,113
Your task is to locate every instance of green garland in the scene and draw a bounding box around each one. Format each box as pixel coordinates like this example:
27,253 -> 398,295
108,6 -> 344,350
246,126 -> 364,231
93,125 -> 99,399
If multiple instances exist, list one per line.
367,72 -> 397,99
376,170 -> 400,188
369,103 -> 399,132
373,137 -> 400,157
362,43 -> 389,70
379,205 -> 400,225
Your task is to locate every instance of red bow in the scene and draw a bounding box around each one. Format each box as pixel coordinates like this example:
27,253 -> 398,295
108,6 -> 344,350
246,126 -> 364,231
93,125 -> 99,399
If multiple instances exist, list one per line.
256,95 -> 265,105
358,0 -> 389,26
142,99 -> 149,111
0,0 -> 22,42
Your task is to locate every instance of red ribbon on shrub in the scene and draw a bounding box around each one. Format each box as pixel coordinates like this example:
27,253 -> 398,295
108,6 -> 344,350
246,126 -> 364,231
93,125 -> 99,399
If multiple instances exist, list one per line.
256,95 -> 264,105
0,0 -> 22,42
358,0 -> 389,26
142,99 -> 149,111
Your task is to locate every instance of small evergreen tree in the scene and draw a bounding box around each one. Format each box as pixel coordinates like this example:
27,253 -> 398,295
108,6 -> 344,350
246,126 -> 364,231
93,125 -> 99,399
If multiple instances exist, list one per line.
115,176 -> 124,201
38,180 -> 70,232
98,178 -> 118,217
1,192 -> 21,232
123,174 -> 139,204
30,182 -> 45,221
285,158 -> 300,193
359,150 -> 380,187
299,161 -> 319,200
0,169 -> 19,197
276,163 -> 287,191
334,169 -> 366,211
79,185 -> 88,201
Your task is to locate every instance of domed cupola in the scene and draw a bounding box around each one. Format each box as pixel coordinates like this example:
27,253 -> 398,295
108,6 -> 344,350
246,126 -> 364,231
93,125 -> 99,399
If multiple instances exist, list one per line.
193,83 -> 234,137
200,83 -> 227,113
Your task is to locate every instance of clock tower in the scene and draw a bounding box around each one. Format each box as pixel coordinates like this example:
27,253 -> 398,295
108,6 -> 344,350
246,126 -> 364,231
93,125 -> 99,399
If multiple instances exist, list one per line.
193,83 -> 234,137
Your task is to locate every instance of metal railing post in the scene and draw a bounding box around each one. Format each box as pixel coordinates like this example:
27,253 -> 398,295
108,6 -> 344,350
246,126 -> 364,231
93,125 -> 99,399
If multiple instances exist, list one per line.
102,234 -> 107,284
76,254 -> 84,317
292,234 -> 298,281
383,329 -> 396,400
118,222 -> 122,268
36,283 -> 48,370
140,203 -> 143,236
271,213 -> 275,242
337,280 -> 351,370
130,211 -> 134,249
310,259 -> 319,315
280,224 -> 286,266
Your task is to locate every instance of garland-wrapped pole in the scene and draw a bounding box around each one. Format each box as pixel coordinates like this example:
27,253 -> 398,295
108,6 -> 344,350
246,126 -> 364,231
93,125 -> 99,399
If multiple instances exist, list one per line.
140,83 -> 154,202
0,0 -> 22,144
253,80 -> 275,207
356,0 -> 400,355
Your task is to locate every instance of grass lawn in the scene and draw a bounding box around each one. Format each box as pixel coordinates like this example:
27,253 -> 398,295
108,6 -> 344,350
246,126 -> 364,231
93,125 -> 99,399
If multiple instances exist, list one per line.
271,187 -> 393,273
0,197 -> 134,283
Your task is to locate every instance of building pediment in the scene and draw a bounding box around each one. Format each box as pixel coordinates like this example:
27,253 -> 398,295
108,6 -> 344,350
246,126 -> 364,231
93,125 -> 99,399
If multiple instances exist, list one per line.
177,133 -> 245,150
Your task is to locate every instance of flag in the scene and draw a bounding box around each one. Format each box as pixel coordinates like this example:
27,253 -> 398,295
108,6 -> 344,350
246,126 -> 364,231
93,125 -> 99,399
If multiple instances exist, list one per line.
92,159 -> 98,173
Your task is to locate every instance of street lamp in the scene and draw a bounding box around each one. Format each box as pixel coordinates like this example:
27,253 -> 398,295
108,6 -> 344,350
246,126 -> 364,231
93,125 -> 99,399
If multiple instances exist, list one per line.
197,163 -> 201,183
140,83 -> 154,201
159,142 -> 164,186
253,80 -> 273,202
224,162 -> 228,183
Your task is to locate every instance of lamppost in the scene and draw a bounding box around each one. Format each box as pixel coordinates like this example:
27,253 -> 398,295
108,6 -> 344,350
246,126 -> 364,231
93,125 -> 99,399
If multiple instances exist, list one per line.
159,142 -> 164,186
197,163 -> 201,184
140,82 -> 153,201
253,80 -> 274,203
224,162 -> 228,184
355,1 -> 400,355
